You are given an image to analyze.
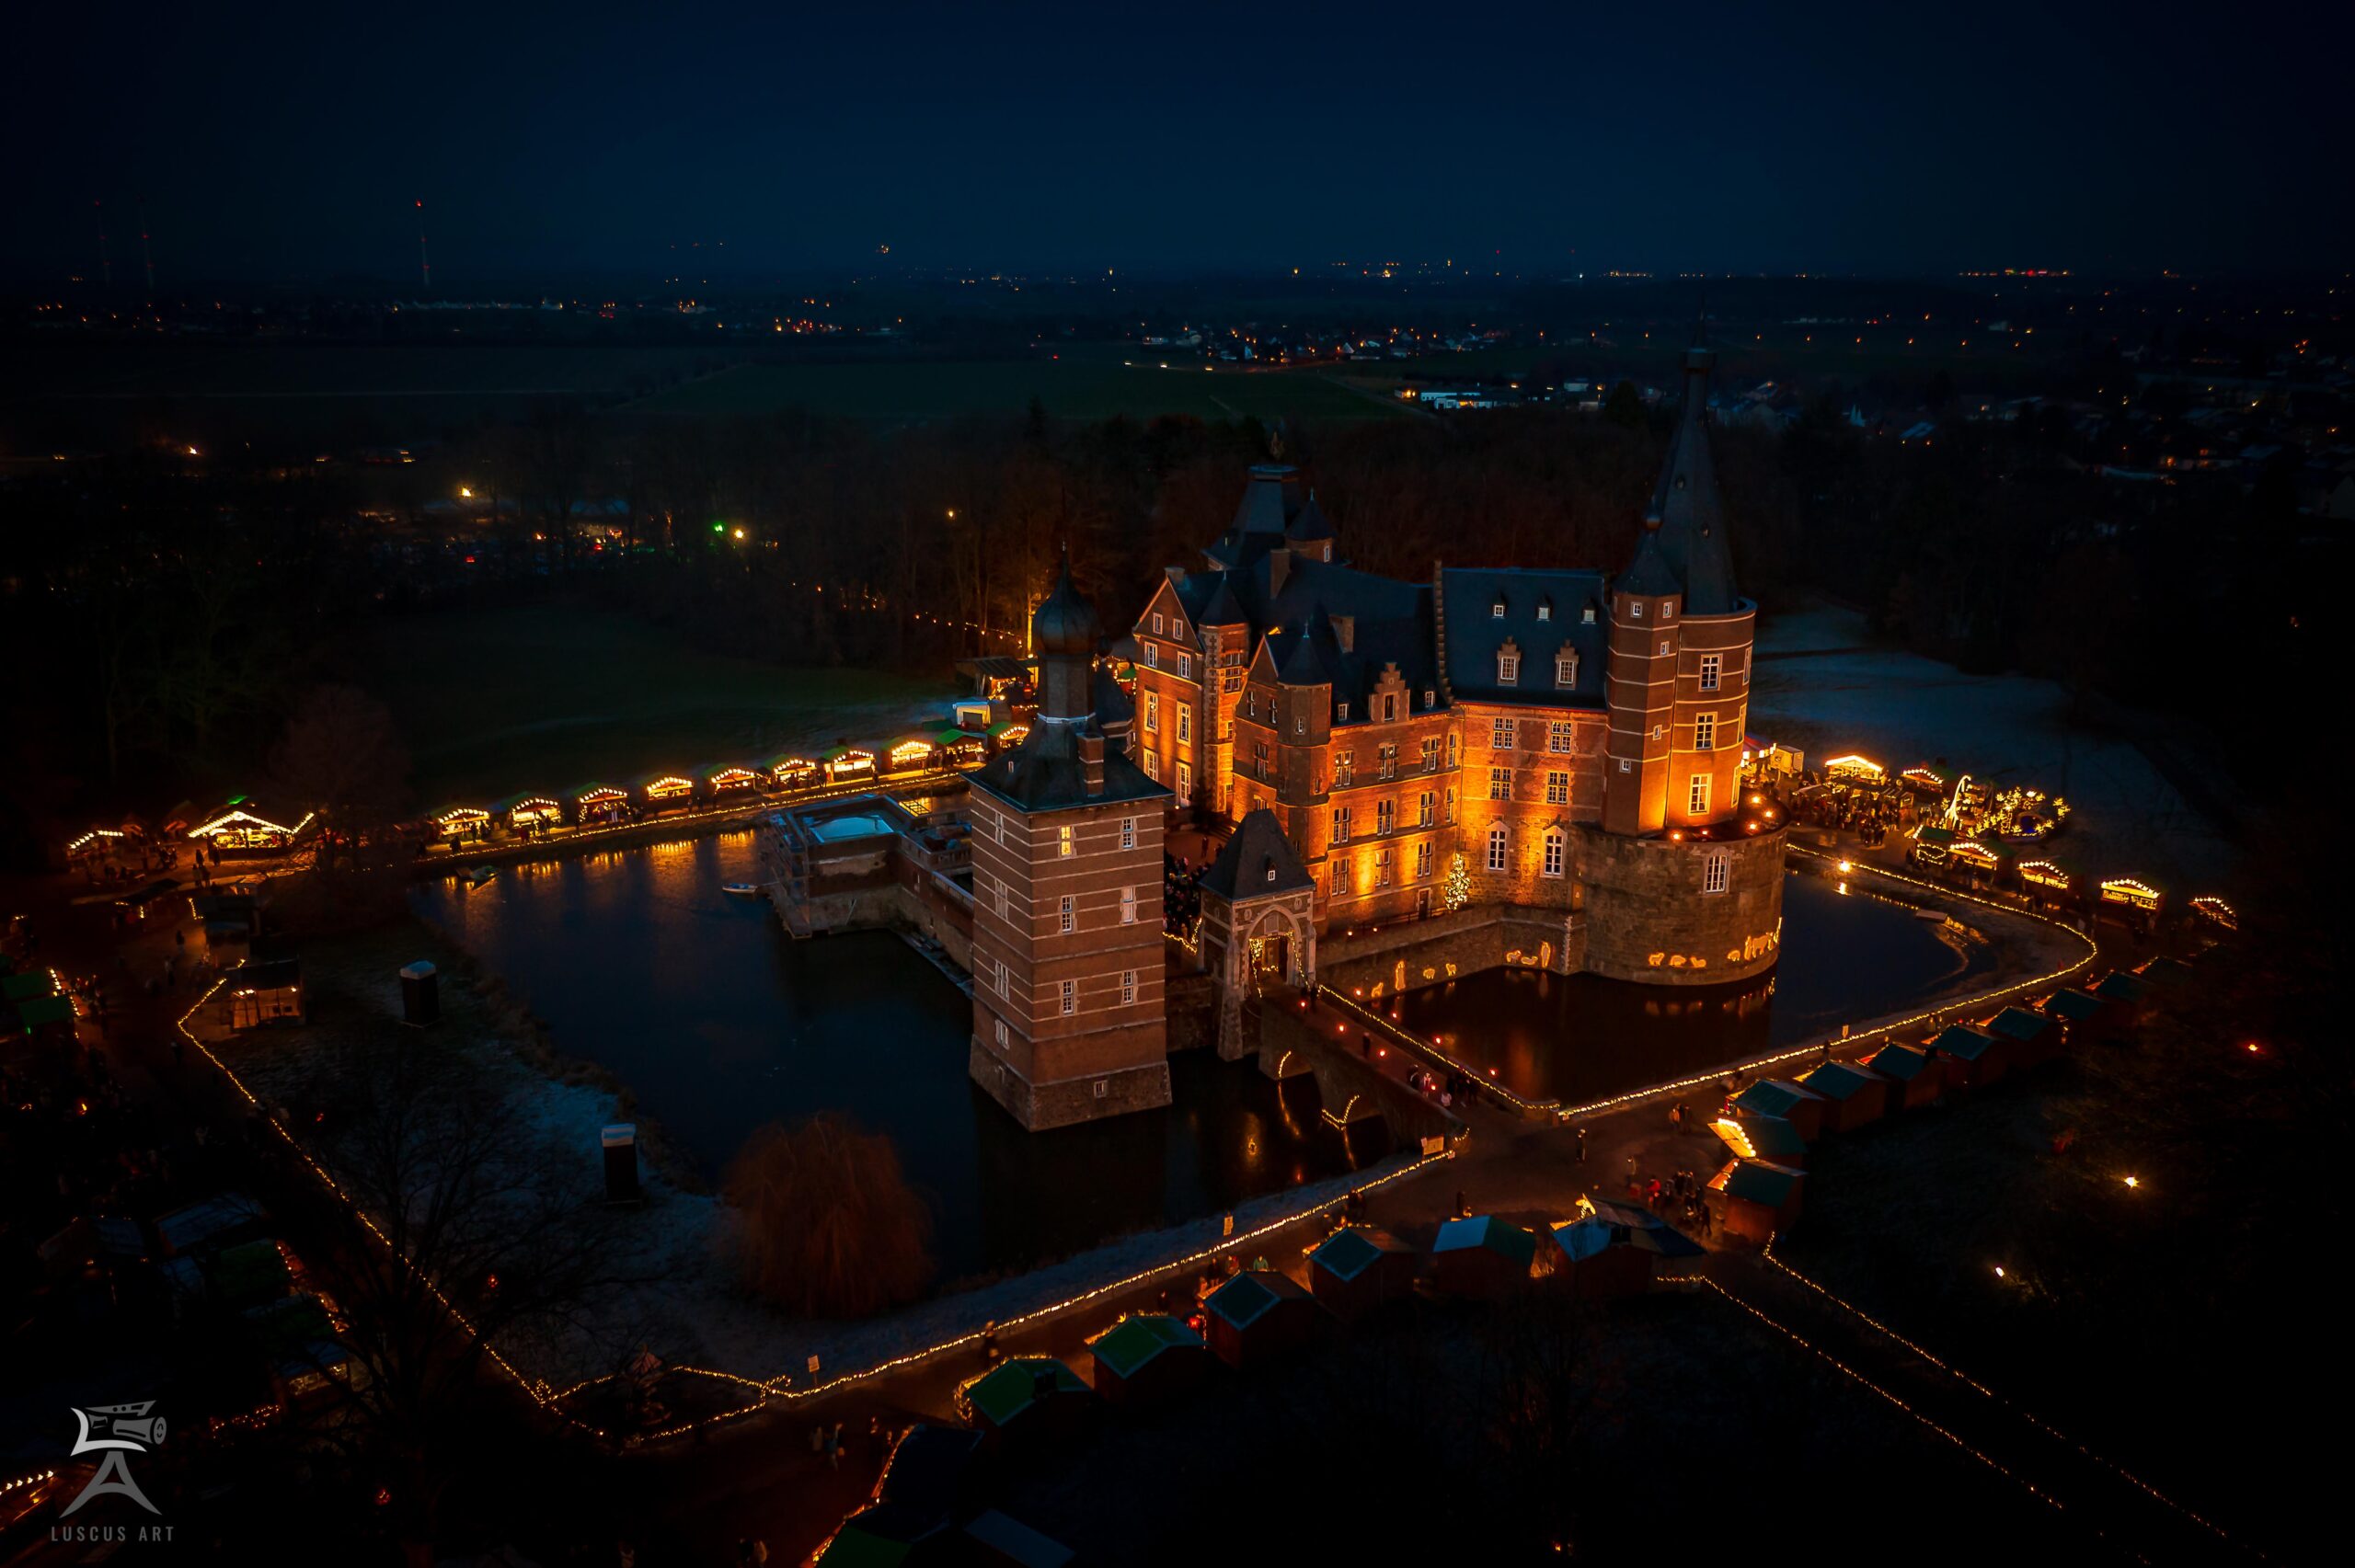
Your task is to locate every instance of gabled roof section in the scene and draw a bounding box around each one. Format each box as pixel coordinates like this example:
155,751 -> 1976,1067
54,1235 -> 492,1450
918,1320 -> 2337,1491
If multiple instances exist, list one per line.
1200,807 -> 1313,900
1646,345 -> 1741,615
969,716 -> 1170,814
1440,567 -> 1609,707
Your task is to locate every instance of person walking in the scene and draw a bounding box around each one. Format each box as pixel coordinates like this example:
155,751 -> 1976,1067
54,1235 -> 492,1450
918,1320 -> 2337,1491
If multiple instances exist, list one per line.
1576,1126 -> 1588,1162
826,1423 -> 843,1470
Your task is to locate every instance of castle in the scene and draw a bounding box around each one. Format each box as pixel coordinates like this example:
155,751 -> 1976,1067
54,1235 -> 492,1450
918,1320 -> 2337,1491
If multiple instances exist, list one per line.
969,346 -> 1786,1129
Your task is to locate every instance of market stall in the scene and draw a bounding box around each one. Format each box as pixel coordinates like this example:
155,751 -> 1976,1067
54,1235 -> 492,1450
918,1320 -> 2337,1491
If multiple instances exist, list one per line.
569,784 -> 629,826
188,798 -> 316,856
634,773 -> 696,813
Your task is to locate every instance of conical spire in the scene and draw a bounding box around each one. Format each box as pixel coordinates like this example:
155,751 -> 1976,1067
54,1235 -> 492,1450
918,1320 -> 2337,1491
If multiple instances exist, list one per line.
1642,342 -> 1740,615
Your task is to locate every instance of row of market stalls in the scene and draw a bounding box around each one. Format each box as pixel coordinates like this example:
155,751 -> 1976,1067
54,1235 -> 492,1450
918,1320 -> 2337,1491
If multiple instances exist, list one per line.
1706,952 -> 2204,1242
427,721 -> 1028,842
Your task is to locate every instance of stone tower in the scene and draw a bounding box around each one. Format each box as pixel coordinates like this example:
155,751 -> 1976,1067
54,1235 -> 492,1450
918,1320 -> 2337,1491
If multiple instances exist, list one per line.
967,558 -> 1175,1129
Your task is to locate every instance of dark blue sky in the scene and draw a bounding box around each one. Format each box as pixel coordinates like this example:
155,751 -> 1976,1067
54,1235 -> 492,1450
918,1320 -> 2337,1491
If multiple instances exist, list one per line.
9,0 -> 2344,283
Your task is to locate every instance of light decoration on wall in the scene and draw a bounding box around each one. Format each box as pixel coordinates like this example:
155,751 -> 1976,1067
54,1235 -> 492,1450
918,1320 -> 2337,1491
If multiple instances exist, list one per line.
66,828 -> 132,853
645,775 -> 694,800
575,786 -> 627,807
2098,877 -> 2162,911
1824,754 -> 1884,781
2188,896 -> 2236,930
437,807 -> 490,830
2016,860 -> 2070,891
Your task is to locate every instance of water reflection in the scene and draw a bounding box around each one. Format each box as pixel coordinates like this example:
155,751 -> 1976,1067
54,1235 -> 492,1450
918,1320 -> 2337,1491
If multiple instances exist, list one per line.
1392,872 -> 1990,1105
416,830 -> 1382,1282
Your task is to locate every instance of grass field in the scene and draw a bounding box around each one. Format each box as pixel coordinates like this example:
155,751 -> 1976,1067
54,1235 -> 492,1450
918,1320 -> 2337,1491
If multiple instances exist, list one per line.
9,340 -> 735,402
361,602 -> 955,804
623,355 -> 1405,423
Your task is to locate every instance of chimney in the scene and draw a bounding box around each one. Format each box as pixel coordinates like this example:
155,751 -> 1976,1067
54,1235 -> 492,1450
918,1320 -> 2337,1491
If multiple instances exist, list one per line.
1332,614 -> 1354,653
1268,546 -> 1291,599
1166,566 -> 1186,584
1079,730 -> 1106,796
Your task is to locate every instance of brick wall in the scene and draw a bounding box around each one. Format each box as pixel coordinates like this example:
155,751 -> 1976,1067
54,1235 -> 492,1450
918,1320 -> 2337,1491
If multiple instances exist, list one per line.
1579,822 -> 1786,985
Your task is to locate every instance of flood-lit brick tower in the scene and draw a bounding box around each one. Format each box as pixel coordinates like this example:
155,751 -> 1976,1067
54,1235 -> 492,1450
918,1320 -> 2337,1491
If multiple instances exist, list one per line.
968,559 -> 1173,1129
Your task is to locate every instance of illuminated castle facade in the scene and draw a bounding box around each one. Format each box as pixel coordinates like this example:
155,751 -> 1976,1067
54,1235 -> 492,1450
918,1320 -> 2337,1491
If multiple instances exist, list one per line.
1131,346 -> 1786,990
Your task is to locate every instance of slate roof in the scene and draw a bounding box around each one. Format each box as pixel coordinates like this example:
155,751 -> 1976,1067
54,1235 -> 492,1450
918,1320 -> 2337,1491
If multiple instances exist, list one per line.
1085,1314 -> 1202,1379
1206,1269 -> 1308,1329
968,718 -> 1169,815
1729,1080 -> 1822,1119
1713,1159 -> 1804,1207
1433,1215 -> 1538,1267
1990,1007 -> 2053,1043
961,1357 -> 1087,1428
1200,808 -> 1314,900
1641,346 -> 1741,615
1716,1113 -> 1809,1162
1931,1024 -> 2000,1061
1440,567 -> 1609,706
1798,1060 -> 1885,1103
1550,1217 -> 1616,1263
2093,971 -> 2151,1004
2044,989 -> 2107,1023
1865,1043 -> 1936,1082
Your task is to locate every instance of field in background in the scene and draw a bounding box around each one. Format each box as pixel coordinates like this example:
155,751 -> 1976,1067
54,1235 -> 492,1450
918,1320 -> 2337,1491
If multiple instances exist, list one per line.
361,602 -> 953,805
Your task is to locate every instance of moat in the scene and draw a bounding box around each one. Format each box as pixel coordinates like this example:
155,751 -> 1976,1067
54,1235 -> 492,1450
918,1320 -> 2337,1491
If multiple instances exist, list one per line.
416,836 -> 1983,1278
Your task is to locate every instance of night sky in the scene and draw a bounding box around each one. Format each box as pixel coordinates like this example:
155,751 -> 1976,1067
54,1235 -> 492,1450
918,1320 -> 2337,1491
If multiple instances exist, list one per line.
9,0 -> 2344,284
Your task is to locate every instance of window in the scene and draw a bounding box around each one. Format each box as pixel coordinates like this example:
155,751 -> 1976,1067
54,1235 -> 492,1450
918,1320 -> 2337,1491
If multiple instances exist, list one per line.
1178,761 -> 1192,799
1144,692 -> 1159,733
1490,600 -> 1505,619
1245,692 -> 1258,720
1659,639 -> 1671,655
1688,773 -> 1711,817
1662,600 -> 1675,619
1704,851 -> 1730,896
1120,969 -> 1136,1004
1447,732 -> 1459,768
1152,612 -> 1165,635
1178,704 -> 1192,744
1143,749 -> 1161,781
1060,979 -> 1076,1015
1694,712 -> 1717,751
1618,757 -> 1632,773
1543,830 -> 1565,877
1376,800 -> 1395,835
1145,644 -> 1159,669
1060,894 -> 1075,933
1120,816 -> 1135,849
1417,790 -> 1434,826
1548,720 -> 1574,753
1058,824 -> 1075,858
1174,618 -> 1185,638
1332,807 -> 1351,843
1700,654 -> 1720,692
1487,824 -> 1508,872
1178,654 -> 1193,681
1545,771 -> 1568,806
1491,718 -> 1515,749
999,880 -> 1013,918
1120,887 -> 1137,924
1338,701 -> 1350,722
1378,744 -> 1397,780
1335,751 -> 1353,786
995,1014 -> 1008,1044
1375,848 -> 1394,887
998,814 -> 1012,844
1421,737 -> 1440,771
1252,741 -> 1269,782
1444,786 -> 1457,822
1629,600 -> 1643,619
995,960 -> 1009,999
1489,767 -> 1512,801
1382,693 -> 1397,722
1498,652 -> 1520,685
1415,841 -> 1432,879
1537,601 -> 1552,622
1333,858 -> 1351,895
1556,654 -> 1578,688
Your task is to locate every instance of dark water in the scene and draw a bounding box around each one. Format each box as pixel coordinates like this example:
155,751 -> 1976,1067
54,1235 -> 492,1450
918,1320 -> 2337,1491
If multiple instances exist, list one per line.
415,831 -> 1387,1282
1390,871 -> 1993,1106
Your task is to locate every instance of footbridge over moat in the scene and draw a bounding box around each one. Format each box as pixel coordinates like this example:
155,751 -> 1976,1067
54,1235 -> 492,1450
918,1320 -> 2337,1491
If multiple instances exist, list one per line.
1241,985 -> 1471,1150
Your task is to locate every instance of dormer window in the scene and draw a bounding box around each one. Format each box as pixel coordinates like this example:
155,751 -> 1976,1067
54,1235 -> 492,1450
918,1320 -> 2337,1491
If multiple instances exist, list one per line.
1338,701 -> 1350,721
1536,600 -> 1552,623
1582,604 -> 1597,624
1556,653 -> 1578,687
1423,689 -> 1435,707
1490,598 -> 1506,619
1498,651 -> 1520,685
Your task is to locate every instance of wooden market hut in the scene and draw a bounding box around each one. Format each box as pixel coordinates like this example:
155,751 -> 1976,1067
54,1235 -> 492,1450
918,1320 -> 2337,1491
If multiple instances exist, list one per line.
1989,1005 -> 2059,1066
1947,838 -> 2002,887
955,1357 -> 1093,1444
2091,969 -> 2153,1026
112,876 -> 181,929
12,988 -> 78,1047
225,957 -> 305,1030
2097,877 -> 2165,931
816,1502 -> 951,1567
932,726 -> 990,769
633,771 -> 696,814
188,798 -> 315,857
1430,1215 -> 1539,1301
63,824 -> 144,870
2189,895 -> 2238,933
1864,1042 -> 1944,1111
872,1423 -> 985,1517
1544,1218 -> 1652,1301
882,736 -> 936,776
982,718 -> 1028,753
2133,956 -> 2196,989
820,745 -> 878,784
1727,1079 -> 1826,1143
433,805 -> 490,843
2041,987 -> 2110,1044
2016,859 -> 2074,905
488,792 -> 564,834
697,761 -> 764,802
1928,1023 -> 2008,1089
1796,1059 -> 1891,1133
1202,1269 -> 1317,1369
1083,1313 -> 1209,1408
569,784 -> 630,826
1706,1159 -> 1807,1246
1824,754 -> 1885,784
1306,1226 -> 1420,1322
1709,1113 -> 1810,1168
959,1509 -> 1078,1568
755,753 -> 818,793
1908,823 -> 1954,870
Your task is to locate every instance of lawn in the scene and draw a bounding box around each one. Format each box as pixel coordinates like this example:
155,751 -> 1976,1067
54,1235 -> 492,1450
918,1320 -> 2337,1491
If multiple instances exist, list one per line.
361,602 -> 955,804
623,355 -> 1403,423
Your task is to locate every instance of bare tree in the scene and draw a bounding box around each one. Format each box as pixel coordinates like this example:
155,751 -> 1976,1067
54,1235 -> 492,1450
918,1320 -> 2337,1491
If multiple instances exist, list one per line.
721,1113 -> 935,1318
268,684 -> 411,875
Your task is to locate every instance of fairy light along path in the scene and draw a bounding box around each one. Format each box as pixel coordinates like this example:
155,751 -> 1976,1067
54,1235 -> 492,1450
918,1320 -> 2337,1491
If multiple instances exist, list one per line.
1758,1240 -> 2250,1557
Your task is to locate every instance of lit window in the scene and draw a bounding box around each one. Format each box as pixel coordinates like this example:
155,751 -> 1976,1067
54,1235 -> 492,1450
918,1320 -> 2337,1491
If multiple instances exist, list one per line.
1376,800 -> 1395,834
1058,824 -> 1075,857
1487,824 -> 1508,872
1332,807 -> 1350,843
1704,851 -> 1730,895
1556,654 -> 1578,687
1178,704 -> 1192,744
1378,744 -> 1396,780
1421,737 -> 1441,771
1490,600 -> 1505,619
1334,858 -> 1351,895
1537,602 -> 1551,622
1178,761 -> 1192,799
1060,894 -> 1075,933
1418,791 -> 1434,826
1700,654 -> 1720,692
1543,830 -> 1565,877
1415,841 -> 1432,879
1581,604 -> 1595,624
1120,887 -> 1137,924
1498,652 -> 1520,685
1545,771 -> 1568,806
1688,773 -> 1711,817
1120,969 -> 1136,1004
1144,692 -> 1159,732
1548,720 -> 1573,753
1142,749 -> 1160,781
1491,718 -> 1514,749
1060,979 -> 1076,1015
1489,767 -> 1511,801
1694,712 -> 1717,751
1120,816 -> 1135,849
1375,848 -> 1393,887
